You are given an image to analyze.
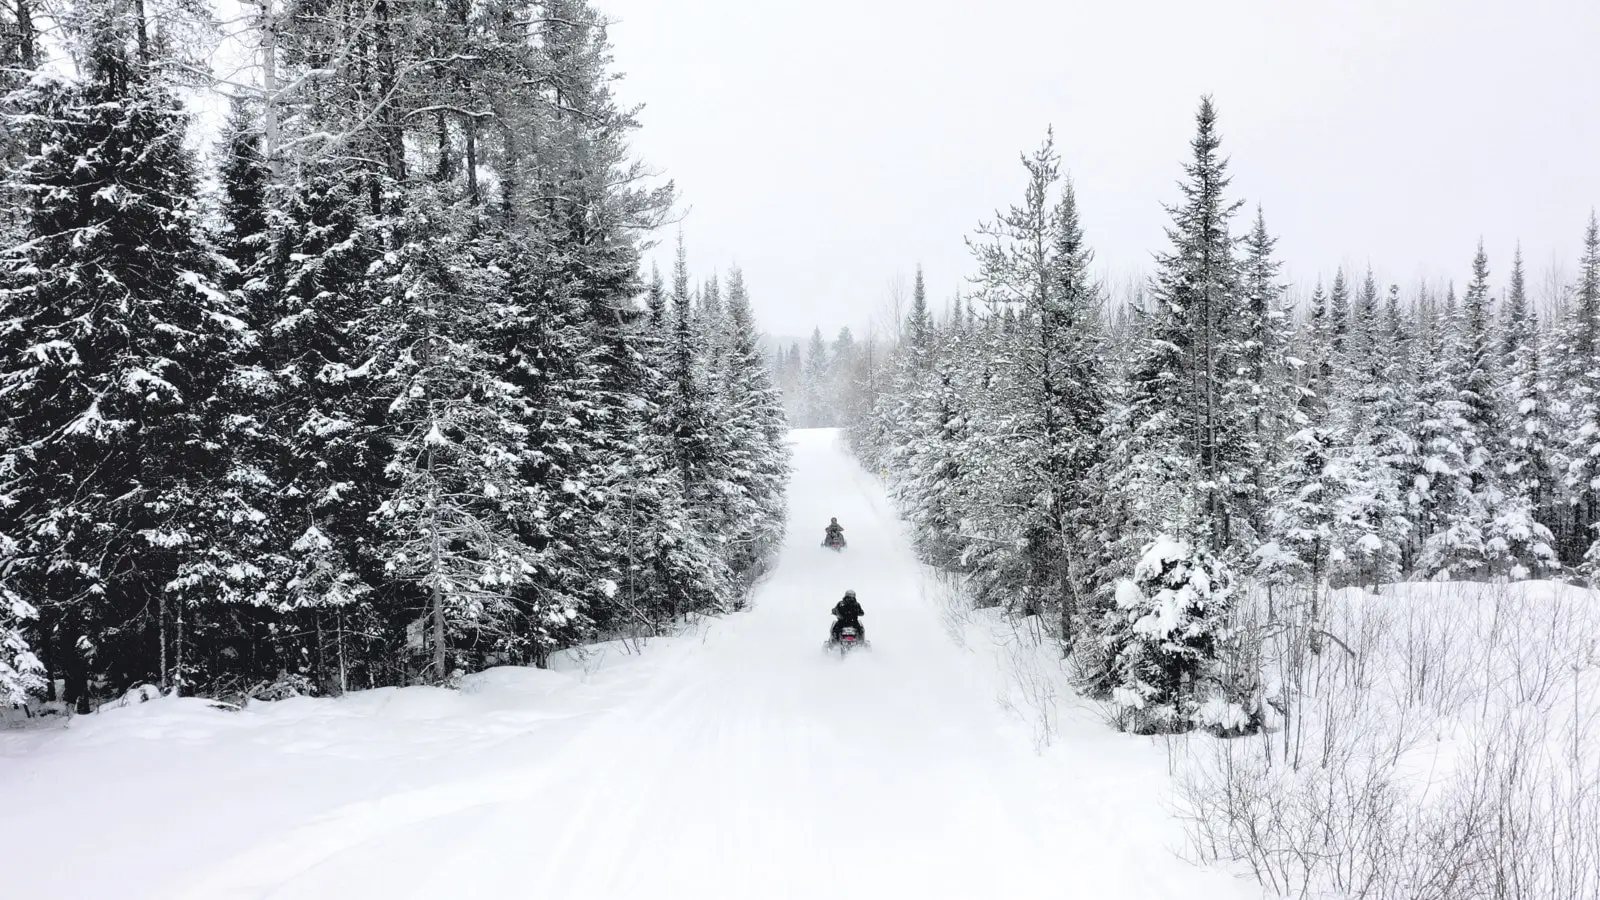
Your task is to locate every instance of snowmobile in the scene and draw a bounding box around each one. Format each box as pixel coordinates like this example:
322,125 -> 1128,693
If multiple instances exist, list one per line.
822,531 -> 846,551
824,624 -> 868,657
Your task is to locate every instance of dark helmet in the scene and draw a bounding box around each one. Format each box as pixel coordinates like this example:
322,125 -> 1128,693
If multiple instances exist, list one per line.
844,589 -> 856,600
830,517 -> 838,525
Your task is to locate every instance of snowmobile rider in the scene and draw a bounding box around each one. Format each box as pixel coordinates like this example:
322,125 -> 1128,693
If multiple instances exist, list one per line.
831,589 -> 864,642
823,517 -> 844,546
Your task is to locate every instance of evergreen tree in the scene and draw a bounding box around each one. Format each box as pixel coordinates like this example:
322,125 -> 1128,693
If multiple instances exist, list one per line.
1120,96 -> 1246,552
830,327 -> 858,406
1,578 -> 43,705
0,23 -> 249,697
1233,207 -> 1295,544
1328,269 -> 1351,364
895,317 -> 975,568
802,327 -> 831,427
1264,276 -> 1341,588
717,268 -> 791,578
962,133 -> 1108,636
1266,421 -> 1339,588
215,96 -> 270,289
698,273 -> 725,380
1326,269 -> 1404,587
1501,246 -> 1556,527
646,264 -> 667,326
906,265 -> 934,371
0,0 -> 38,245
1305,280 -> 1333,400
1101,538 -> 1250,735
253,167 -> 388,691
370,206 -> 550,682
1566,214 -> 1600,565
1418,246 -> 1553,577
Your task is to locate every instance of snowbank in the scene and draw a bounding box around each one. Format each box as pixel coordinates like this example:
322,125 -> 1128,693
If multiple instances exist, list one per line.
0,644 -> 685,900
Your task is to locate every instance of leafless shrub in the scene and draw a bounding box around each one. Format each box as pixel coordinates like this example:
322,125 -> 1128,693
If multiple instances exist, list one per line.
992,613 -> 1064,751
927,569 -> 975,648
1176,581 -> 1600,899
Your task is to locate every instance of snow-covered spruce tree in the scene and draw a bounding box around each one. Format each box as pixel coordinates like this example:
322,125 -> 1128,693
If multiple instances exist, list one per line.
1376,283 -> 1423,572
1090,98 -> 1257,732
1500,247 -> 1559,546
1405,285 -> 1454,556
905,265 -> 935,367
0,18 -> 250,700
663,247 -> 717,490
960,132 -> 1108,639
1103,538 -> 1253,735
666,257 -> 780,594
0,2 -> 42,702
520,0 -> 748,632
1418,246 -> 1554,578
866,265 -> 936,480
1327,268 -> 1351,363
1233,207 -> 1297,548
1,576 -> 44,705
646,264 -> 667,326
1117,96 -> 1248,554
250,167 -> 389,690
1306,261 -> 1399,590
246,0 -> 448,690
605,320 -> 732,628
1263,276 -> 1341,589
801,327 -> 832,427
1266,420 -> 1339,590
214,95 -> 270,291
697,273 -> 724,386
1324,269 -> 1405,587
655,241 -> 764,615
586,266 -> 727,630
1566,214 -> 1600,570
717,268 -> 791,579
0,0 -> 40,246
370,204 -> 552,683
155,93 -> 302,693
776,341 -> 807,428
483,243 -> 613,651
828,326 -> 857,412
895,319 -> 976,569
659,245 -> 711,456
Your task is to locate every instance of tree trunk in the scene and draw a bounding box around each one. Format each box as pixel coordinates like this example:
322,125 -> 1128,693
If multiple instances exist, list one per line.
134,0 -> 149,65
466,120 -> 479,204
257,0 -> 281,179
63,616 -> 89,714
336,608 -> 348,695
16,0 -> 36,68
374,0 -> 406,184
315,610 -> 326,691
173,598 -> 184,696
158,592 -> 169,692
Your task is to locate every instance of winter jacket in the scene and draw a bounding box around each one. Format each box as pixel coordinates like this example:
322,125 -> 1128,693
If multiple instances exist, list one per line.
832,597 -> 864,622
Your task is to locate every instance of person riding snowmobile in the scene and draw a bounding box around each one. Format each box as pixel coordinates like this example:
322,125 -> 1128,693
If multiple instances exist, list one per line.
830,589 -> 864,643
822,518 -> 845,548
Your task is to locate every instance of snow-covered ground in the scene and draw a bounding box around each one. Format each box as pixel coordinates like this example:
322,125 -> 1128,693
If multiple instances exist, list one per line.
1,428 -> 1258,900
1173,580 -> 1600,899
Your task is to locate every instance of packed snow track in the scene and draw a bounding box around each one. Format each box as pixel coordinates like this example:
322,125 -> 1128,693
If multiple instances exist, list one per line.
0,428 -> 1257,900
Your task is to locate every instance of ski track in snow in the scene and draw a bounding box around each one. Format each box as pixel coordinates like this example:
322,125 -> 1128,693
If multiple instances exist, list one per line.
0,428 -> 1260,900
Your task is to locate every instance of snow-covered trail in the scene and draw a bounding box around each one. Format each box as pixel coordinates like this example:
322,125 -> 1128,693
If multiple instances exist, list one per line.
2,429 -> 1257,900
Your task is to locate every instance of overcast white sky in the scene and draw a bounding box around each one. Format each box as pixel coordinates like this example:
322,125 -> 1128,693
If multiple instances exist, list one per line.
594,0 -> 1600,341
